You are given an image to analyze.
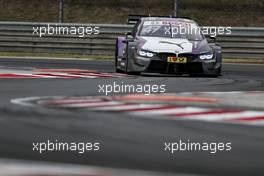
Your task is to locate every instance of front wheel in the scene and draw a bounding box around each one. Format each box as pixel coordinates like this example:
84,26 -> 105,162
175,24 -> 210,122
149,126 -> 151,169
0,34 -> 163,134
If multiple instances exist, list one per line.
217,66 -> 222,76
211,66 -> 222,77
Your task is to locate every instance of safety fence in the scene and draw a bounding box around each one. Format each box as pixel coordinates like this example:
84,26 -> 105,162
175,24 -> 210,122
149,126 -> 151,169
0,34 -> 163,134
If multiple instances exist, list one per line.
0,22 -> 263,58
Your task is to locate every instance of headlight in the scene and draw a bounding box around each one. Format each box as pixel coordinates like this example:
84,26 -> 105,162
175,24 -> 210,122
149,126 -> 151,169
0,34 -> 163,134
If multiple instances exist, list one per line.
138,50 -> 155,58
199,53 -> 214,60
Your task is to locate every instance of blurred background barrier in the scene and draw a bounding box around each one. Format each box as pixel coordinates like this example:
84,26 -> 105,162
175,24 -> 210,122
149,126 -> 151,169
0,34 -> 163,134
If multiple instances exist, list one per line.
0,0 -> 263,26
0,0 -> 263,58
0,22 -> 263,58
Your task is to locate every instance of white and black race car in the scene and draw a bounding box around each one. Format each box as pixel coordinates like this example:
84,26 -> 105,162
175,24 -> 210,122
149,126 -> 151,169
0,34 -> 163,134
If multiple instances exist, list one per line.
115,15 -> 222,76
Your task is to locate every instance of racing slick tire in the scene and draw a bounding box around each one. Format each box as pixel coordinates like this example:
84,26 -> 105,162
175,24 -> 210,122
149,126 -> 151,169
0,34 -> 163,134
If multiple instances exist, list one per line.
125,57 -> 141,75
210,66 -> 222,77
115,40 -> 124,73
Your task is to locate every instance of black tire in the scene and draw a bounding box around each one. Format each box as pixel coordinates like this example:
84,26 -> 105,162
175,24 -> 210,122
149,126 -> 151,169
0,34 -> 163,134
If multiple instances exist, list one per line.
115,58 -> 123,73
208,66 -> 222,77
210,66 -> 222,77
115,40 -> 124,73
123,42 -> 140,75
125,57 -> 141,75
217,66 -> 222,76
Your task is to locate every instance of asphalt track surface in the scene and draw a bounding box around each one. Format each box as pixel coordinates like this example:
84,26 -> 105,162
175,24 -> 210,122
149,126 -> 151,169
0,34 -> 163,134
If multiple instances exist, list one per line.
0,58 -> 264,176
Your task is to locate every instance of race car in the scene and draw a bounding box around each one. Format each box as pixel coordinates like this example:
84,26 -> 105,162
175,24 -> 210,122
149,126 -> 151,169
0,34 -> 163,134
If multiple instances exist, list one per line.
115,15 -> 222,76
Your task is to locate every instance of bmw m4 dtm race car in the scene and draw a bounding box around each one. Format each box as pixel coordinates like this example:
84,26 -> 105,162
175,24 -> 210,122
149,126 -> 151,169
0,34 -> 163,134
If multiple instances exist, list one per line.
115,15 -> 222,76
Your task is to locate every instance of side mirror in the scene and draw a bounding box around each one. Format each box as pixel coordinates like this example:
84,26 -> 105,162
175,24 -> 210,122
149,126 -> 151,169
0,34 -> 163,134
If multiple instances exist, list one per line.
125,32 -> 132,36
209,36 -> 216,43
124,32 -> 134,42
125,32 -> 133,38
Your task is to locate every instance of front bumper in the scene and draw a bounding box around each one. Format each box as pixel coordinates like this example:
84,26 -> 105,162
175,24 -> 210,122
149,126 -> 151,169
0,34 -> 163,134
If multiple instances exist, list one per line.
131,53 -> 221,75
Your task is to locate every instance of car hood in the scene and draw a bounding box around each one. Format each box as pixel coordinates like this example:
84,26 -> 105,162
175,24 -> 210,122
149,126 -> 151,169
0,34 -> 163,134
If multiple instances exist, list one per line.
140,37 -> 210,55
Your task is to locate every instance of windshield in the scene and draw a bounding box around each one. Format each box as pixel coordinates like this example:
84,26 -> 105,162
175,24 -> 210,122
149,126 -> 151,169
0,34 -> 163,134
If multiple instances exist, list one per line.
139,20 -> 204,41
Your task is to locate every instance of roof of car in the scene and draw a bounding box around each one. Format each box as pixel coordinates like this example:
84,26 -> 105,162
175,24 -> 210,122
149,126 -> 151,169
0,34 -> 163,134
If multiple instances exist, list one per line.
127,15 -> 197,25
141,17 -> 195,23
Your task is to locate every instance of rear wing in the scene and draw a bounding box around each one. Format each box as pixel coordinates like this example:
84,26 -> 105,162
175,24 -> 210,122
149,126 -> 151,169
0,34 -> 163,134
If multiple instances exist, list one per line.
127,15 -> 193,25
127,15 -> 149,25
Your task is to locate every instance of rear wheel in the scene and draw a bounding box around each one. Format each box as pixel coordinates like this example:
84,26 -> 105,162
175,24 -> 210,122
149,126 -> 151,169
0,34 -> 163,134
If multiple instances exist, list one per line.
115,58 -> 123,73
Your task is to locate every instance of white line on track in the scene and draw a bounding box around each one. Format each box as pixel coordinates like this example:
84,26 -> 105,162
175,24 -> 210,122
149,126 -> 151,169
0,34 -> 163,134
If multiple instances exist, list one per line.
130,107 -> 210,116
38,98 -> 104,105
92,104 -> 166,111
59,101 -> 125,108
179,111 -> 264,121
